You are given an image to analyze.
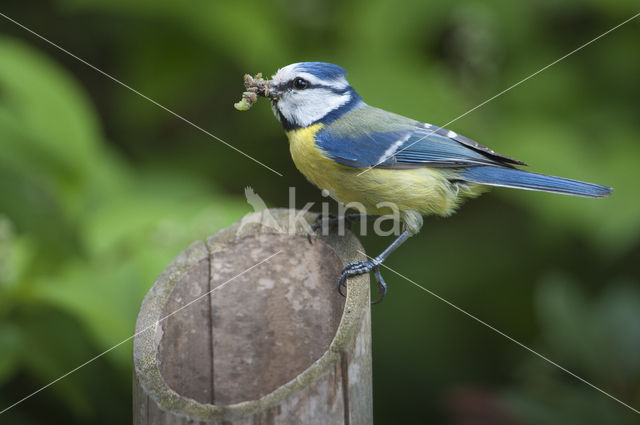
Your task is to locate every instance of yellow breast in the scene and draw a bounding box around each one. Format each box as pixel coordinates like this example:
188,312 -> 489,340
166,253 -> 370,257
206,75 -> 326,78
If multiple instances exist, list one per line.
285,125 -> 484,216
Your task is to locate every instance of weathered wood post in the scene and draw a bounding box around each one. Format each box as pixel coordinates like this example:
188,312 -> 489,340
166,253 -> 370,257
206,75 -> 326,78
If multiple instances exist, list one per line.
133,209 -> 372,424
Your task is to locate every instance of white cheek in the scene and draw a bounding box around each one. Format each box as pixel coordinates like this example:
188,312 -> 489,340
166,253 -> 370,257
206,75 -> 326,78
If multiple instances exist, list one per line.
277,89 -> 351,127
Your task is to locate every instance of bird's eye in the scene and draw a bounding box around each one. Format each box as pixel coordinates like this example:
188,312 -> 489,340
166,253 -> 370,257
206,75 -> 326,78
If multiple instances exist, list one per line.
293,77 -> 309,90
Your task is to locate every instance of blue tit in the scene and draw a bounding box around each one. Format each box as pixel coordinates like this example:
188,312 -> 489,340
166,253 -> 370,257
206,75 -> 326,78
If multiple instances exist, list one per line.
260,62 -> 612,302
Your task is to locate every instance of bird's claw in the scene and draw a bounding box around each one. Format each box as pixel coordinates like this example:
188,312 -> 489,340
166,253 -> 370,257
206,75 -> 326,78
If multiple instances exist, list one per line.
372,267 -> 388,304
338,259 -> 388,304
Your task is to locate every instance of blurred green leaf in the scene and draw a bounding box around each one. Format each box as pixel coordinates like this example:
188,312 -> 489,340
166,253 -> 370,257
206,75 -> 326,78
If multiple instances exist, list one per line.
0,37 -> 104,215
0,323 -> 21,384
504,276 -> 640,425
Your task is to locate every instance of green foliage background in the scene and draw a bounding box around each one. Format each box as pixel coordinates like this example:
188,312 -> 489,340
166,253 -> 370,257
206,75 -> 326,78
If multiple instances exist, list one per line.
0,0 -> 639,423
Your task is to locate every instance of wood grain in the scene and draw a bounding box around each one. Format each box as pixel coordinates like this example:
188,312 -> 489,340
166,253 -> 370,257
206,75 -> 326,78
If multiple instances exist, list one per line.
133,209 -> 372,424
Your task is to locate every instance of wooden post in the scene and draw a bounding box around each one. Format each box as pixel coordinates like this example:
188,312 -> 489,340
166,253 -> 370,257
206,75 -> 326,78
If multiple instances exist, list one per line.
133,209 -> 372,424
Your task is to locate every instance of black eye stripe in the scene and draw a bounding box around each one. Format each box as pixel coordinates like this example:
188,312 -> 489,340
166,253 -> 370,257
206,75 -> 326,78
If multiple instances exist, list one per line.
284,79 -> 305,90
285,80 -> 348,94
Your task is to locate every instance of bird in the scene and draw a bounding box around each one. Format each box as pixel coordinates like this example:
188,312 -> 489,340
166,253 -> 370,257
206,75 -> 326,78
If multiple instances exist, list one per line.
256,61 -> 612,303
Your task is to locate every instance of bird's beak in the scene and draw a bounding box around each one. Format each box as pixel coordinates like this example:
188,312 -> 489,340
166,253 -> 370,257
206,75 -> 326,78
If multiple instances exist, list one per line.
266,84 -> 281,101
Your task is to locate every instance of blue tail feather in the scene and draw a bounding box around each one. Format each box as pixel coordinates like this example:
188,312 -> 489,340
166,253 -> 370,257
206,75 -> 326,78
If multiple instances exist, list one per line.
462,166 -> 612,198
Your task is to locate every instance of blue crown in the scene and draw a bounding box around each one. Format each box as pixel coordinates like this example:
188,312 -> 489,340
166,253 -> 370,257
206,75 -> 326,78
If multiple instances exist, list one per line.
295,62 -> 348,80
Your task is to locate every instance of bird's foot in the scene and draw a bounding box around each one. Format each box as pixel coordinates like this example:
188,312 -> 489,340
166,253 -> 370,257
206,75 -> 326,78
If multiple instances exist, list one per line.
338,258 -> 388,304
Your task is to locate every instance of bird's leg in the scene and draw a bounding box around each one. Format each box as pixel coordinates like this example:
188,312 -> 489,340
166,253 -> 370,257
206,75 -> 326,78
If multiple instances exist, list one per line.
338,210 -> 423,304
307,213 -> 376,243
338,230 -> 411,303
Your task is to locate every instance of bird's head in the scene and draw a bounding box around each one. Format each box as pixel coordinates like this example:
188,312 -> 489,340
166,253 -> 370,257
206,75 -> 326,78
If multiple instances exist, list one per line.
267,62 -> 362,130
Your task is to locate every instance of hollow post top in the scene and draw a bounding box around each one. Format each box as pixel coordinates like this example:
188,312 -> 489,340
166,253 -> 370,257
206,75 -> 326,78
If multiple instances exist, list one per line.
133,209 -> 371,422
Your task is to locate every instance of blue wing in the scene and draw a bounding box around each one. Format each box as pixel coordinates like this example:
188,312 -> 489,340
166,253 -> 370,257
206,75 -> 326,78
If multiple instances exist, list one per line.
314,117 -> 612,198
315,121 -> 525,169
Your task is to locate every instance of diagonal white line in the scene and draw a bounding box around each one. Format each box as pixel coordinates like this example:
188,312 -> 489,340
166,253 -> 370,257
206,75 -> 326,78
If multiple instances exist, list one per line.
356,250 -> 640,415
356,11 -> 640,176
0,11 -> 283,177
0,250 -> 282,416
